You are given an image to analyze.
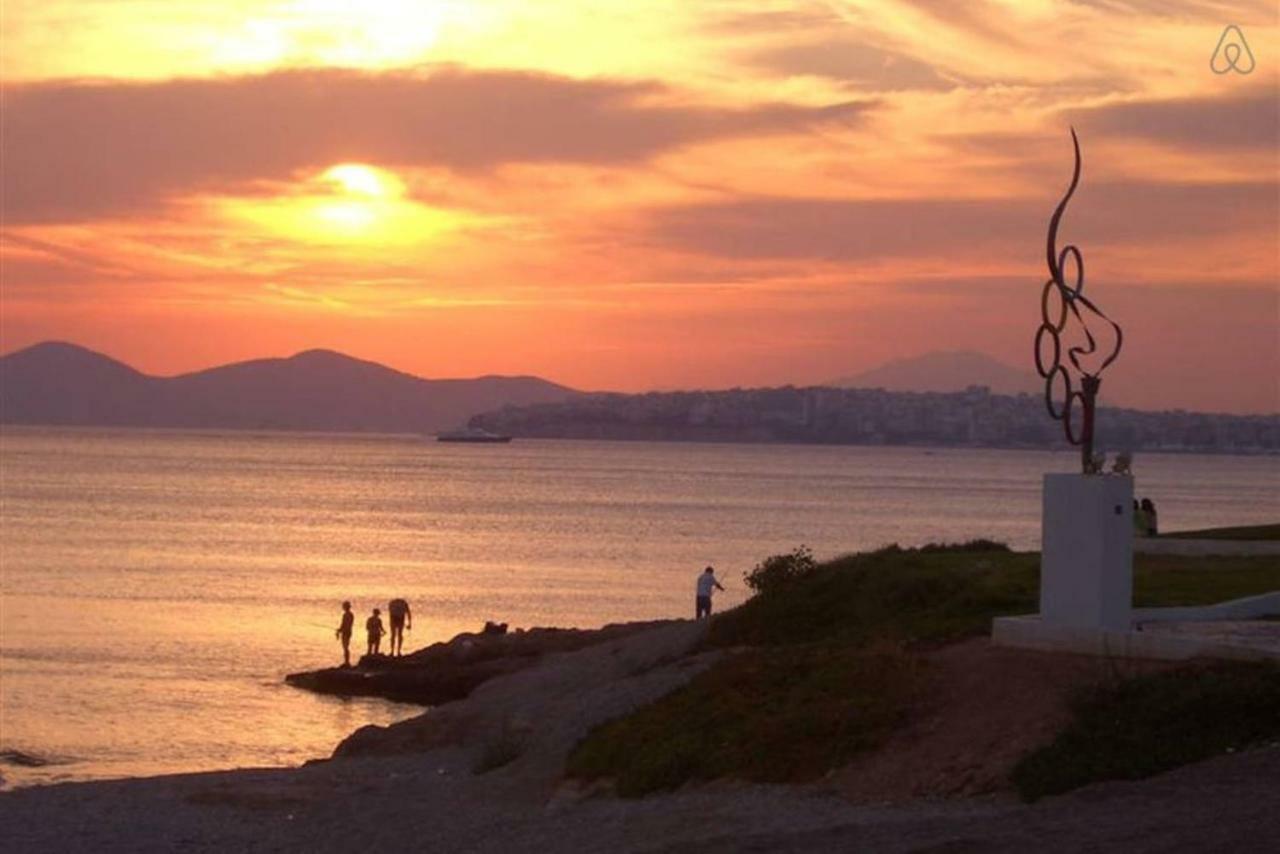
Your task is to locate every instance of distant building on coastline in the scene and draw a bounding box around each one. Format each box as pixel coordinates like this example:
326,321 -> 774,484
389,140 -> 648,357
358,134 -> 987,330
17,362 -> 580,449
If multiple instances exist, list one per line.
470,385 -> 1280,454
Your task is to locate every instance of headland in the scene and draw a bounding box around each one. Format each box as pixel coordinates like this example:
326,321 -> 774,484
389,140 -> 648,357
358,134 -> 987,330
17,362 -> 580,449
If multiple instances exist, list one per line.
3,541 -> 1279,852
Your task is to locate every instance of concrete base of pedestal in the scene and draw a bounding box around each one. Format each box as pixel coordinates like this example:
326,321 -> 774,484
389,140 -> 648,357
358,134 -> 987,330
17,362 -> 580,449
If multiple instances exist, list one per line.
1039,473 -> 1134,632
993,474 -> 1280,661
992,591 -> 1280,662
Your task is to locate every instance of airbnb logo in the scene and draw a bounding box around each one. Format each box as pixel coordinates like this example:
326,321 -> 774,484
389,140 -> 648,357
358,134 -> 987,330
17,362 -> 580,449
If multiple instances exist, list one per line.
1210,25 -> 1255,75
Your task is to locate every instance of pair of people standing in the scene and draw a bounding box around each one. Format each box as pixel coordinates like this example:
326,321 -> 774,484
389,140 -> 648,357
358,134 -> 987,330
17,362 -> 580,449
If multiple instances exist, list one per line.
1133,498 -> 1159,537
335,598 -> 413,666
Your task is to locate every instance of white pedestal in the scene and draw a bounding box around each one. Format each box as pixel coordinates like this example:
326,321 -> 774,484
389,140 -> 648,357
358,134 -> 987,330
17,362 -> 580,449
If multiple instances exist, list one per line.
1040,473 -> 1134,632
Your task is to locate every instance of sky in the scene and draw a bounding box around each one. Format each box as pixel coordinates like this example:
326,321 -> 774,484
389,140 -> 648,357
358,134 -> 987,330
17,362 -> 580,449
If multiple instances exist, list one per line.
2,0 -> 1277,413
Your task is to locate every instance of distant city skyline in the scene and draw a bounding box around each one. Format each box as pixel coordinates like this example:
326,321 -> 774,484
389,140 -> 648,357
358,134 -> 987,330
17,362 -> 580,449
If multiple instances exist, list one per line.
3,2 -> 1277,414
472,385 -> 1280,453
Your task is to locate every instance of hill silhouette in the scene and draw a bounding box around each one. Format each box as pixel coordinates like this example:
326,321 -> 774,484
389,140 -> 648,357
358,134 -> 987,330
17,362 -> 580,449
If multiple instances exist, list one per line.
0,342 -> 575,433
828,350 -> 1040,396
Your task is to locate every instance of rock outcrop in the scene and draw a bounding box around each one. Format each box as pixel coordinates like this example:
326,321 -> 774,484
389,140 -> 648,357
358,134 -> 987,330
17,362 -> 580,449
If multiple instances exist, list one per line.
329,618 -> 718,799
285,622 -> 674,706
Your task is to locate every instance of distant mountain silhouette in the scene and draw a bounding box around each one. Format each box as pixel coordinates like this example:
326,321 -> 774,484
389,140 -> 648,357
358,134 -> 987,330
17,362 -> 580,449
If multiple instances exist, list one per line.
828,350 -> 1041,396
0,342 -> 576,433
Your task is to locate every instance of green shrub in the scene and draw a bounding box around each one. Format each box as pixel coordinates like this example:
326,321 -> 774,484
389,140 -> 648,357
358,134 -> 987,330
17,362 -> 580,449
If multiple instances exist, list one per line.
742,545 -> 818,595
918,539 -> 1012,553
709,545 -> 1038,649
1012,661 -> 1280,801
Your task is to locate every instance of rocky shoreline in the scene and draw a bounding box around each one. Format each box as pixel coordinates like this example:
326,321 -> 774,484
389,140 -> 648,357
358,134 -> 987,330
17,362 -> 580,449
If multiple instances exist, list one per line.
284,620 -> 675,706
4,617 -> 1280,852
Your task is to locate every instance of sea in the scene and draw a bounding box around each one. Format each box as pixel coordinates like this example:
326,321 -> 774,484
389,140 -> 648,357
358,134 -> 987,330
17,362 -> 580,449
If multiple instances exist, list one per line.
1,426 -> 1277,788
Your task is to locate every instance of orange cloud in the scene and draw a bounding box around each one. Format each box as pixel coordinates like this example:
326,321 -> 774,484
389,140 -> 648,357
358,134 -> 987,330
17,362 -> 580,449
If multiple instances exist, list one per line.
4,68 -> 872,223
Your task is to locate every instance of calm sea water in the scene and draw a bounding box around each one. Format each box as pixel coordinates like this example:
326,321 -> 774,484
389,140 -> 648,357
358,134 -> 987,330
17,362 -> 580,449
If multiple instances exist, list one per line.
1,427 -> 1277,788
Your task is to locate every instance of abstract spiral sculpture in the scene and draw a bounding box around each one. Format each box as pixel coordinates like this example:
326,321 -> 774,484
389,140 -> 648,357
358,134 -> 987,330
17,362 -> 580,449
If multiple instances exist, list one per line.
1035,129 -> 1123,473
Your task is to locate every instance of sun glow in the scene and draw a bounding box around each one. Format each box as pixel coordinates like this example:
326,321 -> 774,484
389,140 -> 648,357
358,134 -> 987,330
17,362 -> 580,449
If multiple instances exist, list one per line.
311,163 -> 405,236
322,163 -> 399,198
222,163 -> 458,245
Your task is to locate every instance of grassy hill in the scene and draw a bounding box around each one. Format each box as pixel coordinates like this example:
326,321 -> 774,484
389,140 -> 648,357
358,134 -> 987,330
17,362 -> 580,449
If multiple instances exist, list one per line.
568,543 -> 1280,799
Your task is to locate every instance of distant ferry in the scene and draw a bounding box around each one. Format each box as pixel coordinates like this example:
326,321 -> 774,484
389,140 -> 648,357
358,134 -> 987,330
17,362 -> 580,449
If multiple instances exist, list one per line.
436,427 -> 513,444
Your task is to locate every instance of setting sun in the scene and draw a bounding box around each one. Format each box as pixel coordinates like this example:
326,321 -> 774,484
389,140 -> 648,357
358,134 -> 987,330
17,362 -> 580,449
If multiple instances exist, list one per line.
322,163 -> 401,198
217,162 -> 466,247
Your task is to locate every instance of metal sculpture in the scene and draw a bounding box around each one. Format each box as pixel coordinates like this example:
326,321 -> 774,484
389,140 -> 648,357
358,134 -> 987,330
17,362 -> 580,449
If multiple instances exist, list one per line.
1035,129 -> 1123,474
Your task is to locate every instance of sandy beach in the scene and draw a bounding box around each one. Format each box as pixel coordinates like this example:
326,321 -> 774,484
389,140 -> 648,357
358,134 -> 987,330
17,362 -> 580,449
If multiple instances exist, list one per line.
4,618 -> 1280,853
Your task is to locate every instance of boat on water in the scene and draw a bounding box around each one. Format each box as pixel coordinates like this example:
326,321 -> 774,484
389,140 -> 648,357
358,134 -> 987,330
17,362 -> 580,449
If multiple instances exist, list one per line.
435,427 -> 513,444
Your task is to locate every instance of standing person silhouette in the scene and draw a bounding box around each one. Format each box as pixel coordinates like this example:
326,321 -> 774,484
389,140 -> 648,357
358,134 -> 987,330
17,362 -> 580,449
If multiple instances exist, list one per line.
1133,499 -> 1148,537
335,601 -> 355,667
366,608 -> 385,657
387,598 -> 412,657
1141,498 -> 1159,536
695,566 -> 724,620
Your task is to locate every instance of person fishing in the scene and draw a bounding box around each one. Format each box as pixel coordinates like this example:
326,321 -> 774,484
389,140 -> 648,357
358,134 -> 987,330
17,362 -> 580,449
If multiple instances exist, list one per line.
366,607 -> 385,657
695,566 -> 725,620
387,597 -> 412,657
335,601 -> 355,667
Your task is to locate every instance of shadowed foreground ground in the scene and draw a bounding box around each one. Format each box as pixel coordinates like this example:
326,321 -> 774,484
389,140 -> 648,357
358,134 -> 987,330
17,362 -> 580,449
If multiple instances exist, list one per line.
1,743 -> 1278,853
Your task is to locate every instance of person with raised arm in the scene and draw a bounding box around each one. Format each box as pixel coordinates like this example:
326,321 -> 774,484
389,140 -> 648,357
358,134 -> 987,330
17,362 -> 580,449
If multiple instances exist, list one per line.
695,566 -> 725,620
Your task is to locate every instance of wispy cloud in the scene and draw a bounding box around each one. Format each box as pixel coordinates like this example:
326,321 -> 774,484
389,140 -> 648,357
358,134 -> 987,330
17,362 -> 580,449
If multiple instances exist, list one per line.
645,180 -> 1278,263
748,37 -> 960,91
1067,89 -> 1279,152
